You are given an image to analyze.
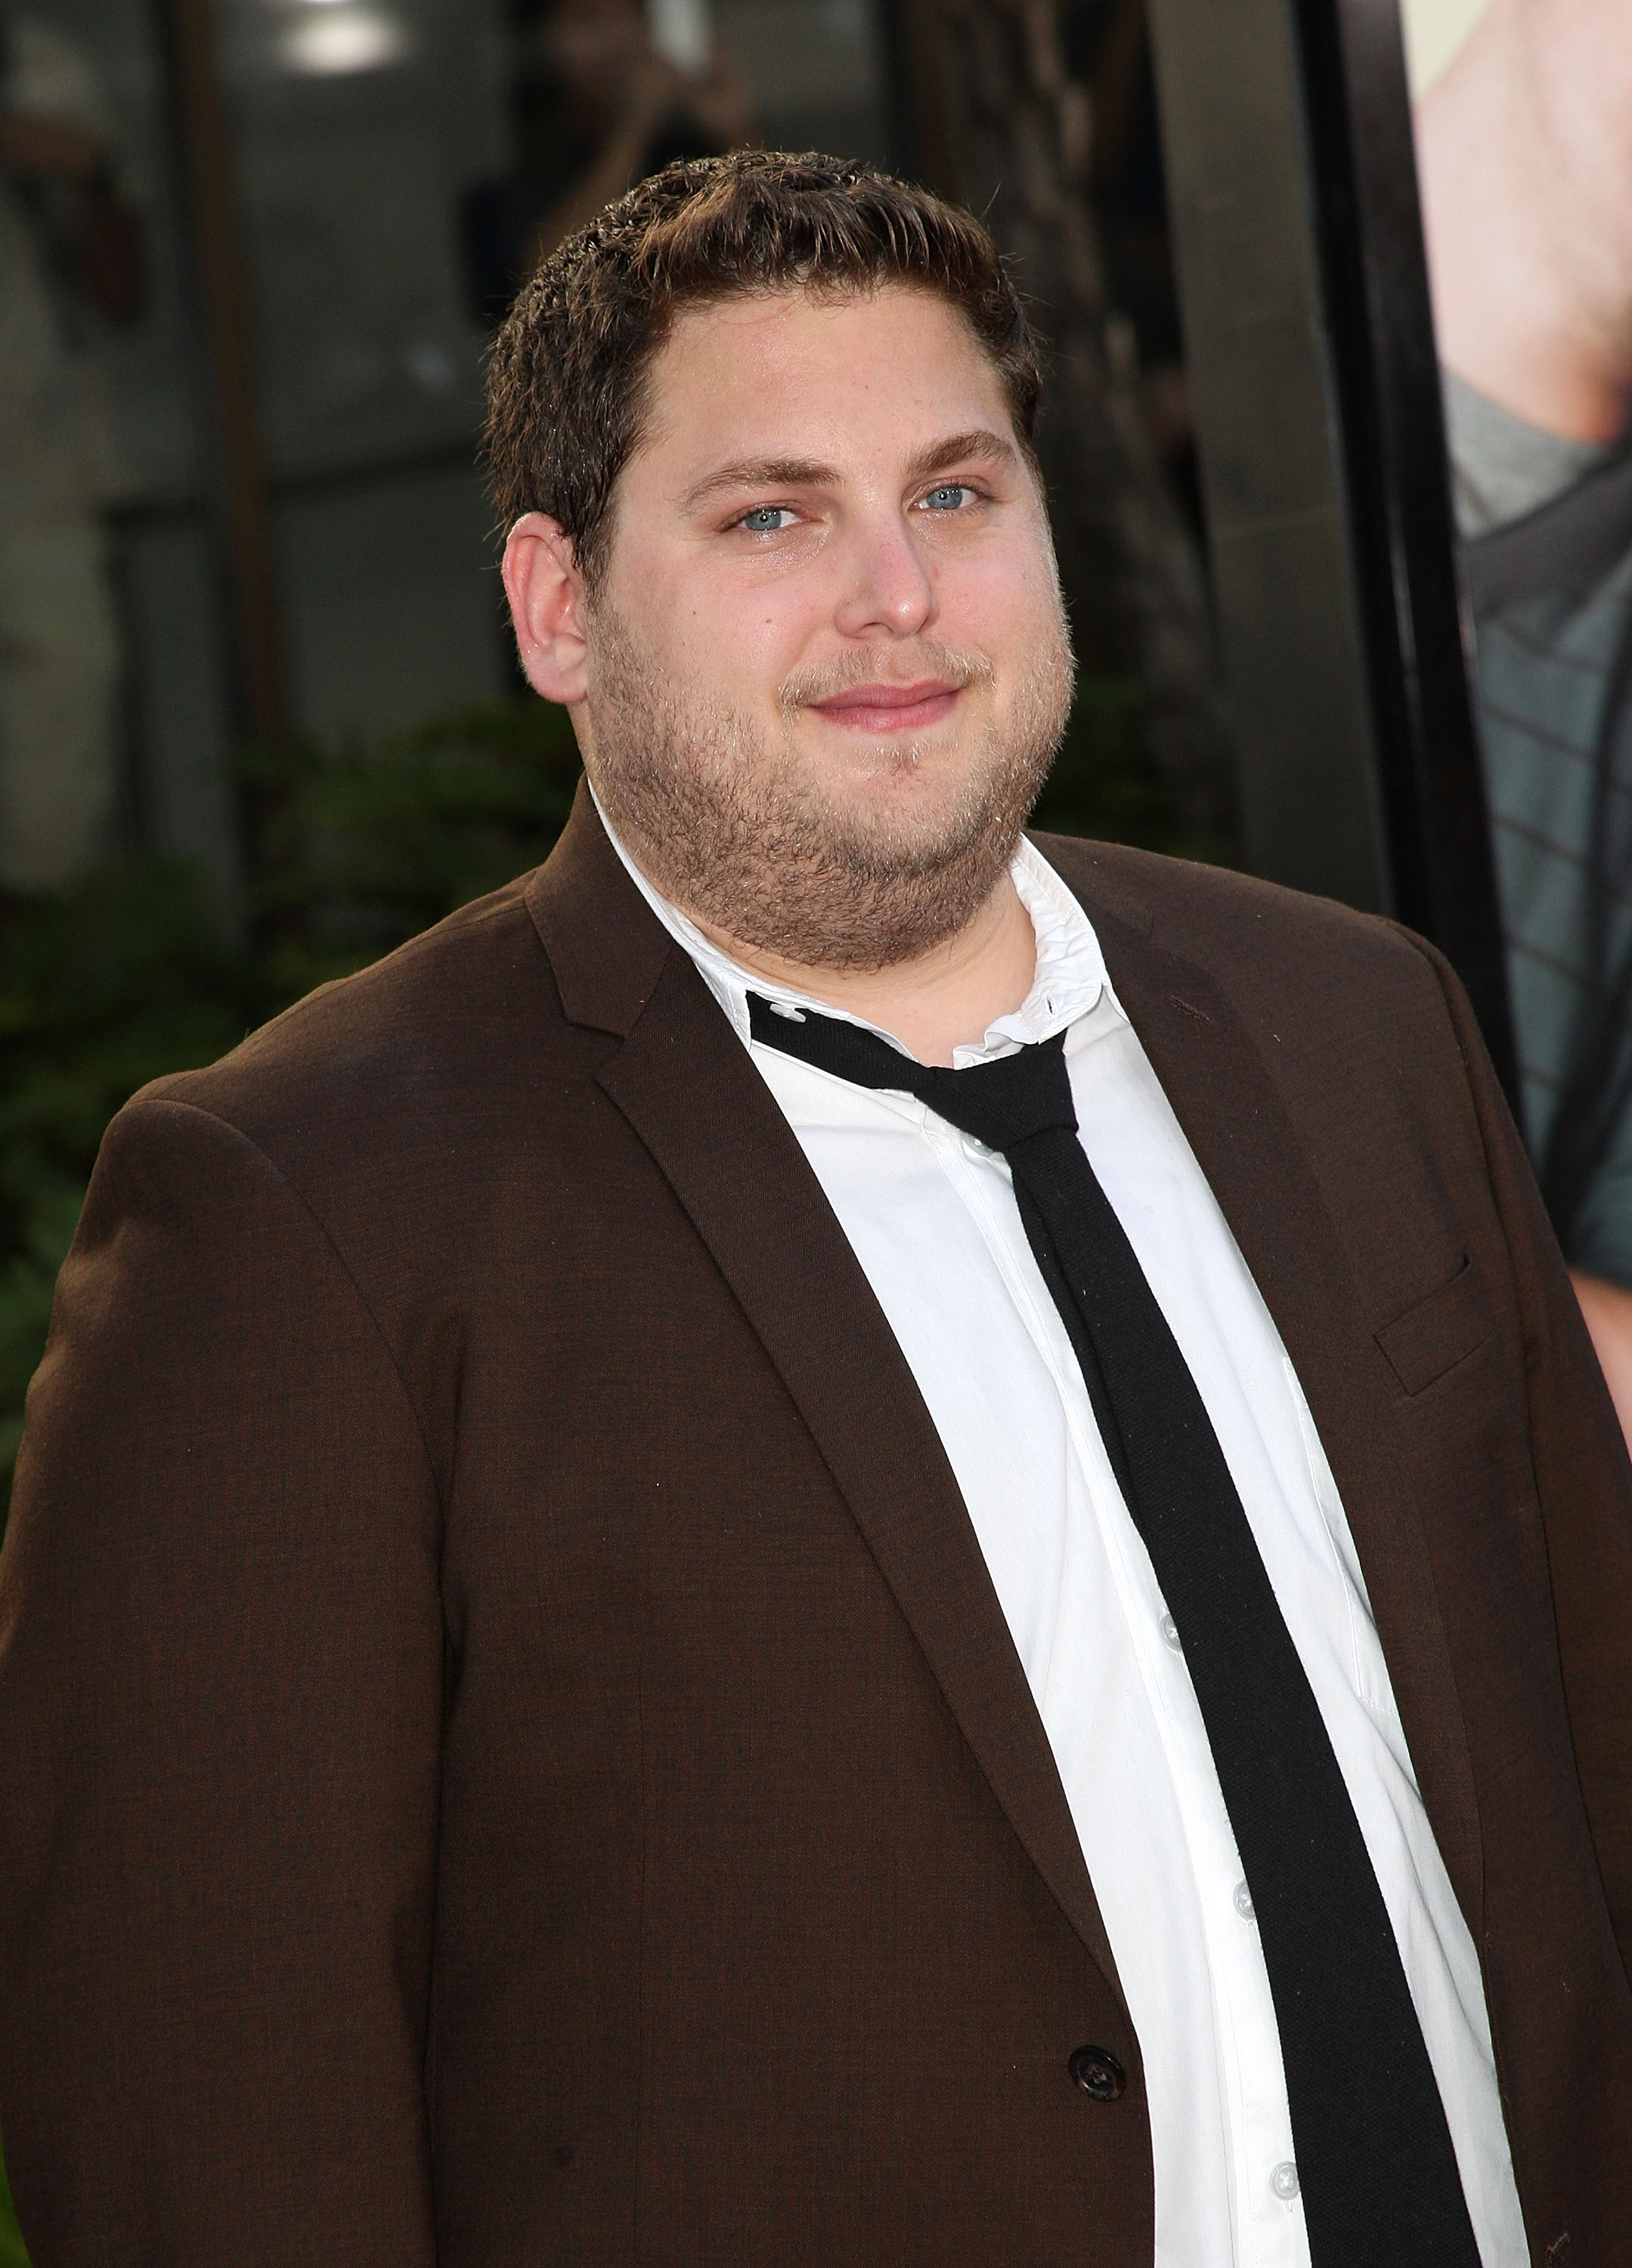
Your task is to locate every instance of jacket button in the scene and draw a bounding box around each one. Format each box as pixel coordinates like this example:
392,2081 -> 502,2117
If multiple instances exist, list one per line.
1068,2044 -> 1127,2100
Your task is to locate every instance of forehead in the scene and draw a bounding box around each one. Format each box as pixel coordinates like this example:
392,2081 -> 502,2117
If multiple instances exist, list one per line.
634,286 -> 1016,470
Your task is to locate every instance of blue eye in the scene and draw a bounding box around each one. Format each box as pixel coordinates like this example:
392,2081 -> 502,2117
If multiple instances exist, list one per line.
739,506 -> 794,534
921,484 -> 974,512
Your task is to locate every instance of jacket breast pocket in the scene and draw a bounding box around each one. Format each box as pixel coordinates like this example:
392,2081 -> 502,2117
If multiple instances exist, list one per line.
1374,1258 -> 1497,1395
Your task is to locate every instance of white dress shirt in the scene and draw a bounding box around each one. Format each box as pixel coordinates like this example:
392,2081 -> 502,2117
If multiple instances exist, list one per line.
599,801 -> 1529,2268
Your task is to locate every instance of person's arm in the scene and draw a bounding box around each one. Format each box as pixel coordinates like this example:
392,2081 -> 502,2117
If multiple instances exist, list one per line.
0,106 -> 143,323
530,51 -> 687,259
0,105 -> 99,178
529,42 -> 753,263
672,41 -> 754,151
0,1097 -> 442,2263
1414,0 -> 1632,445
1570,1270 -> 1632,1455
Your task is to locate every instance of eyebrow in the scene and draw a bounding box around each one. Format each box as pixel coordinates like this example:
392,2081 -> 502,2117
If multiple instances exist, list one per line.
903,428 -> 1020,486
681,457 -> 836,510
679,427 -> 1020,513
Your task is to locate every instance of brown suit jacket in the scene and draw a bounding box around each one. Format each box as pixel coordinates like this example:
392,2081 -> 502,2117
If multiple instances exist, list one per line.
2,787 -> 1630,2265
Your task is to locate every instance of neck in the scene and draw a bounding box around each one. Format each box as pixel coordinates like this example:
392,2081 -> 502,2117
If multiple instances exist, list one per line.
680,869 -> 1038,1068
1417,0 -> 1632,445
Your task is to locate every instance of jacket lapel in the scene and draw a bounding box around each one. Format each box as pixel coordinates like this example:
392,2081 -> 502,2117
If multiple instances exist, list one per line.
1073,876 -> 1485,1939
528,789 -> 1129,2007
529,786 -> 1485,1994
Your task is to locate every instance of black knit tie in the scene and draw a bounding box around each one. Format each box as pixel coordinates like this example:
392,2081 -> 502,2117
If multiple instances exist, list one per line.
748,996 -> 1480,2268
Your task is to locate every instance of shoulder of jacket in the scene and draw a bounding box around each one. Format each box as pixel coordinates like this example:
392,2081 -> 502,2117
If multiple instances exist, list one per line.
1028,832 -> 1438,998
129,869 -> 595,1150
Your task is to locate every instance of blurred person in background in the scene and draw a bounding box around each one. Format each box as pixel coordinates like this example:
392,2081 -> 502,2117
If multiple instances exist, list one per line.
0,11 -> 141,900
461,0 -> 753,328
1064,0 -> 1199,530
1416,0 -> 1632,1442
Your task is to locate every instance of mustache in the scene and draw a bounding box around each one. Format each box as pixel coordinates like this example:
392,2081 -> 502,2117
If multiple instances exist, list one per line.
777,643 -> 997,716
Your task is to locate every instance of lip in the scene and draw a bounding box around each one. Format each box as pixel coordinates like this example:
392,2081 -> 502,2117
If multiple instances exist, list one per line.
808,680 -> 963,733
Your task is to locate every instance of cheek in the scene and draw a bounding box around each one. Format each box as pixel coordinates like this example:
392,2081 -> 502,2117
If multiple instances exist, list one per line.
666,569 -> 817,696
943,543 -> 1061,658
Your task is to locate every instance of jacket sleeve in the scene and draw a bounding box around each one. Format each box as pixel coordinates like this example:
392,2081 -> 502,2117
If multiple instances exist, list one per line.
0,1095 -> 444,2266
1420,940 -> 1632,1979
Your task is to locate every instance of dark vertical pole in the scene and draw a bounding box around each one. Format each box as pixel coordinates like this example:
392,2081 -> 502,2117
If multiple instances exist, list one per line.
1288,0 -> 1516,1093
1146,0 -> 1392,911
878,0 -> 963,199
1148,0 -> 1516,1097
153,0 -> 285,746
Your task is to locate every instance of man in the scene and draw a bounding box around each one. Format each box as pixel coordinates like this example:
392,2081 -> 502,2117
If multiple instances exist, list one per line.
1415,0 -> 1632,1442
0,152 -> 1628,2264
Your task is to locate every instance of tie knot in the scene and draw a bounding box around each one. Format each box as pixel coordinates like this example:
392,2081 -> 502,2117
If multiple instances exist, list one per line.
747,996 -> 1078,1159
919,1036 -> 1079,1154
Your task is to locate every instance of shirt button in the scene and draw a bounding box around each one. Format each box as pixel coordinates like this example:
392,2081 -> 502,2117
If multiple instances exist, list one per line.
1233,1880 -> 1256,1920
1271,2161 -> 1300,2201
1067,2044 -> 1128,2100
1160,1612 -> 1182,1652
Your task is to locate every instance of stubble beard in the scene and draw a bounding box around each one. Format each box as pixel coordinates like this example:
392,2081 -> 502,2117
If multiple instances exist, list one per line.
583,597 -> 1076,971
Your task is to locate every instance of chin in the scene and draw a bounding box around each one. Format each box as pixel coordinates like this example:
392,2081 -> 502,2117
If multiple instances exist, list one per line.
826,776 -> 971,844
825,793 -> 1007,889
816,732 -> 979,807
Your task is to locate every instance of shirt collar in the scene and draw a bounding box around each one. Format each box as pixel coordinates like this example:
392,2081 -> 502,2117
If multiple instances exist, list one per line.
589,779 -> 1119,1065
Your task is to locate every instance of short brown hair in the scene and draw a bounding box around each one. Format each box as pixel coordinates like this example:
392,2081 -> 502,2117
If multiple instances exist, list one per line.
484,149 -> 1042,588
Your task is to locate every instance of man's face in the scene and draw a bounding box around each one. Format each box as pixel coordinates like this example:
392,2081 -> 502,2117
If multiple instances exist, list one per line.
576,285 -> 1074,969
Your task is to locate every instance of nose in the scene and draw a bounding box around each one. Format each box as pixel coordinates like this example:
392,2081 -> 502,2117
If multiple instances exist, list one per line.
830,510 -> 939,641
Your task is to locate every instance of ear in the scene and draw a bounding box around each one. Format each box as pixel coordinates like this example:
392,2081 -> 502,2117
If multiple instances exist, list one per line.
501,513 -> 589,705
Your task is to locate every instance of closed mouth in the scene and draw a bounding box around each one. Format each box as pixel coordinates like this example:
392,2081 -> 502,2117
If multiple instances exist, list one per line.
807,680 -> 963,732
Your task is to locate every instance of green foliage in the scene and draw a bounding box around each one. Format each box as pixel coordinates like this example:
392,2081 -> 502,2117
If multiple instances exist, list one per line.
241,694 -> 582,994
0,699 -> 583,1540
1033,671 -> 1208,857
0,2143 -> 26,2268
0,862 -> 248,1508
0,675 -> 1181,2265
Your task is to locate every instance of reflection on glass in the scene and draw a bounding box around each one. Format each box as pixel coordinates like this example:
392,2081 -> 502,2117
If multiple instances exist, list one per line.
460,0 -> 754,330
215,0 -> 492,473
0,7 -> 143,893
280,6 -> 416,79
649,0 -> 712,73
712,0 -> 886,167
0,0 -> 893,915
1064,0 -> 1197,527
